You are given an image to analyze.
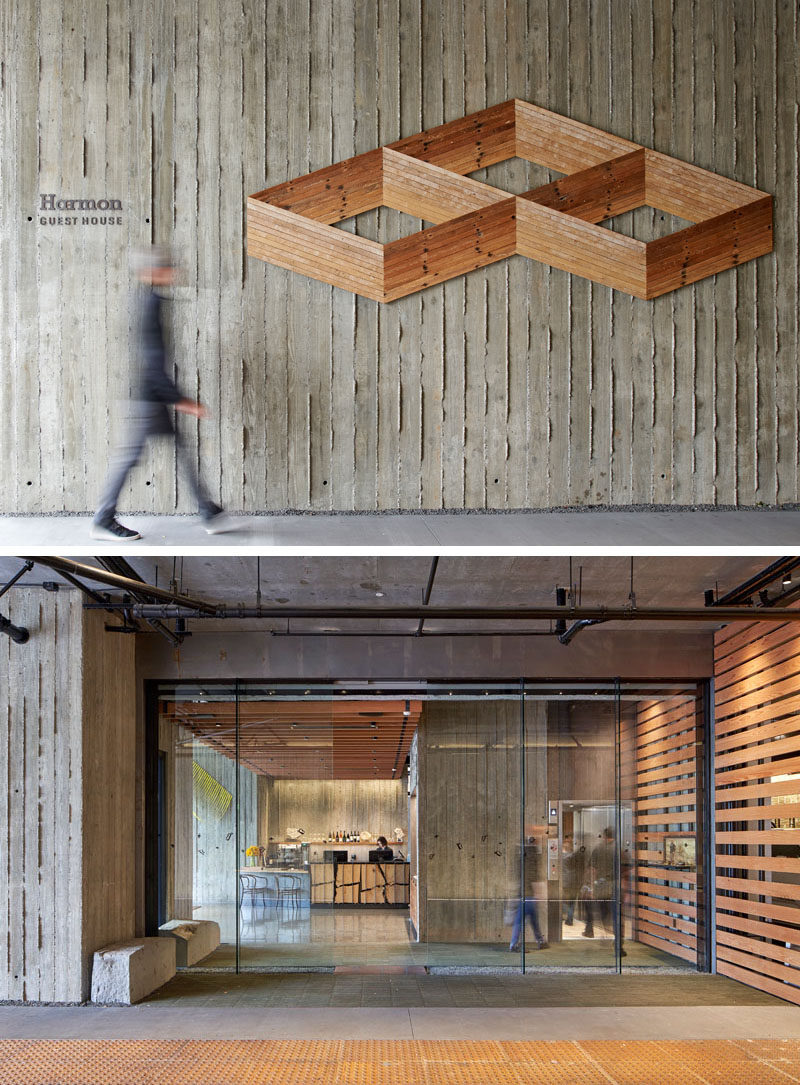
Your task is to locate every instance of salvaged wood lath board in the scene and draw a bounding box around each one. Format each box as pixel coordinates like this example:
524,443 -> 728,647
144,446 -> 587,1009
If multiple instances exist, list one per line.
247,99 -> 773,301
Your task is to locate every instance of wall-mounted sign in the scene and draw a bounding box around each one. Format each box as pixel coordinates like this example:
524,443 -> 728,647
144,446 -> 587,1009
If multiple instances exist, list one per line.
37,193 -> 124,226
247,98 -> 772,301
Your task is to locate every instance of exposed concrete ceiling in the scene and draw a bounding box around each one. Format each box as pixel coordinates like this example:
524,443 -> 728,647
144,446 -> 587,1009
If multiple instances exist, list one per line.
0,554 -> 789,635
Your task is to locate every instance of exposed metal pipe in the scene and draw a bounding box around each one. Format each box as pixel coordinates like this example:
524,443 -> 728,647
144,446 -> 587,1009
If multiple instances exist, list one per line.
0,614 -> 29,644
415,556 -> 439,637
80,602 -> 800,623
25,557 -> 216,613
54,567 -> 125,609
558,618 -> 605,645
709,556 -> 800,605
264,630 -> 558,637
0,560 -> 34,600
554,586 -> 568,636
95,557 -> 182,646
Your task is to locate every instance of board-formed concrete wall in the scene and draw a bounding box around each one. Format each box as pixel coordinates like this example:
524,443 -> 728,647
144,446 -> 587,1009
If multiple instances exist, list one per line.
0,590 -> 136,1002
1,0 -> 796,514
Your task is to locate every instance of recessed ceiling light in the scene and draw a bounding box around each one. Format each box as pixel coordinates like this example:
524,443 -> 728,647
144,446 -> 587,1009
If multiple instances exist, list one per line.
375,592 -> 384,597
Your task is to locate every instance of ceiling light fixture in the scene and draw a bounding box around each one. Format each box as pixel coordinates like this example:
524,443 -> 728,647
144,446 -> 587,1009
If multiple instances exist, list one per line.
784,574 -> 793,587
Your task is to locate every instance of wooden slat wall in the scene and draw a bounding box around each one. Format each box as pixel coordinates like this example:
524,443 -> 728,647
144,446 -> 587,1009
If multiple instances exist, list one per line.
0,592 -> 136,1003
714,618 -> 800,1005
1,0 -> 796,514
631,694 -> 701,966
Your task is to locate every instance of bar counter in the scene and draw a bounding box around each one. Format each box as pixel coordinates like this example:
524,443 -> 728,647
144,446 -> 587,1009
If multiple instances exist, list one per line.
310,860 -> 410,906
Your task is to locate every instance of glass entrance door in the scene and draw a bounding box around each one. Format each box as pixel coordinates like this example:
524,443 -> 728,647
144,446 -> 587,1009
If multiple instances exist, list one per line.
153,678 -> 705,974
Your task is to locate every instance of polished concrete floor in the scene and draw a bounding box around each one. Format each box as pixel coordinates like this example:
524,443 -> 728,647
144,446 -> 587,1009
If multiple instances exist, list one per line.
1,974 -> 798,1052
195,903 -> 683,972
143,972 -> 781,1010
4,506 -> 800,549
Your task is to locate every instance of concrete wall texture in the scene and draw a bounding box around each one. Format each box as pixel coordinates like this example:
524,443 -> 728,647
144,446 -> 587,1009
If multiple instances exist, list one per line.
1,0 -> 797,514
0,593 -> 136,1003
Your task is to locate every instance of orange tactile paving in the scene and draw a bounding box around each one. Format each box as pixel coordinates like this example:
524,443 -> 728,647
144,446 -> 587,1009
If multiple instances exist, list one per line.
1,1039 -> 800,1085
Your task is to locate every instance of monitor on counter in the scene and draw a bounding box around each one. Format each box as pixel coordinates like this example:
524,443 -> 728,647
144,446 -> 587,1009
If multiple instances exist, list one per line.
323,849 -> 348,863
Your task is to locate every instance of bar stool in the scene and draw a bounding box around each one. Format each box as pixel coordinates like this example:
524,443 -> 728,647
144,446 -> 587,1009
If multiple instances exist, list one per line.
239,872 -> 275,910
276,873 -> 302,910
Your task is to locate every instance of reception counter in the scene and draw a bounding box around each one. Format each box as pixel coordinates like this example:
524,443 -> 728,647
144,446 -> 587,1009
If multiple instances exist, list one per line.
310,860 -> 410,906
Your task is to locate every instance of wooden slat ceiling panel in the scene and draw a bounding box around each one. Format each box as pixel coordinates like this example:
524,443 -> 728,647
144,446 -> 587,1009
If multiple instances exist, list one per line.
161,700 -> 421,779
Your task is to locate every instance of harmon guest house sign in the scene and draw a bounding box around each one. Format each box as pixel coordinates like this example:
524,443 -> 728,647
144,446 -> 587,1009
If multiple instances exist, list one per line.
38,193 -> 123,225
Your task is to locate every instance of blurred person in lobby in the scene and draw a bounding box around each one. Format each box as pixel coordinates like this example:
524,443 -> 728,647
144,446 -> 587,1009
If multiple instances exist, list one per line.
561,831 -> 586,927
509,834 -> 548,951
582,825 -> 625,956
91,245 -> 233,540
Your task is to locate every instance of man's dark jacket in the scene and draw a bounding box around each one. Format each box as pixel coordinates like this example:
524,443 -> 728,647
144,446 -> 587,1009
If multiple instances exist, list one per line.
137,288 -> 182,435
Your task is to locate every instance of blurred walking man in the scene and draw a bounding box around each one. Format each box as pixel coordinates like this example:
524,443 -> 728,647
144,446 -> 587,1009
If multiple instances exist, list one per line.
91,246 -> 231,539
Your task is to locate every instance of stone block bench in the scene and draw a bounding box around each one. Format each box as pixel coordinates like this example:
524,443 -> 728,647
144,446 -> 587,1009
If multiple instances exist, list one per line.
158,919 -> 220,967
90,937 -> 176,1005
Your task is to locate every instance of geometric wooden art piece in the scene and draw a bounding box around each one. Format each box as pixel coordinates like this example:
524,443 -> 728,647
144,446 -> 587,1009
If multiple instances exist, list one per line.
247,99 -> 772,301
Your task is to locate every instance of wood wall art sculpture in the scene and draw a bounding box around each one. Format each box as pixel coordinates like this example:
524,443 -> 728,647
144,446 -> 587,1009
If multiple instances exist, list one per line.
247,99 -> 772,301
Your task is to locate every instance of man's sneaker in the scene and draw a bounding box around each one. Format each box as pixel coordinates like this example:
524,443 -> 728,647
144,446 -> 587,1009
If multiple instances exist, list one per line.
90,518 -> 141,540
203,508 -> 236,535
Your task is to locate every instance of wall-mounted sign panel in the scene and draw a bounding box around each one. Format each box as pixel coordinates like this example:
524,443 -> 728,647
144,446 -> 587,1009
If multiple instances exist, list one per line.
247,99 -> 772,301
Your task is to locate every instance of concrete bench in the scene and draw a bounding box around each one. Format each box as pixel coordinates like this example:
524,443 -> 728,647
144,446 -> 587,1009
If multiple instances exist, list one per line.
90,937 -> 176,1005
158,919 -> 220,967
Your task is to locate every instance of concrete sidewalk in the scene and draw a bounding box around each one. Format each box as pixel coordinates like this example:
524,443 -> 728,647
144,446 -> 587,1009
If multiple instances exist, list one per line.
1,1004 -> 800,1041
2,507 -> 800,550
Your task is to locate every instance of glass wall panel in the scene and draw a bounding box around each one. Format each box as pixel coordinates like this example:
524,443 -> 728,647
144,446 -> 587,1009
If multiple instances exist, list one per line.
232,681 -> 414,971
158,683 -> 242,970
235,683 -> 334,971
155,678 -> 706,975
417,684 -> 524,970
523,684 -> 618,970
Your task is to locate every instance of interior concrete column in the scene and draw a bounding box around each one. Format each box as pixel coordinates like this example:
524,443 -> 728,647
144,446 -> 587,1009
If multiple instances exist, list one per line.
0,589 -> 136,1002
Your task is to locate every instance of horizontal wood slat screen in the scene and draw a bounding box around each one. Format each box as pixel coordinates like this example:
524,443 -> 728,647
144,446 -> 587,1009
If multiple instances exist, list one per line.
630,694 -> 702,966
715,617 -> 800,1006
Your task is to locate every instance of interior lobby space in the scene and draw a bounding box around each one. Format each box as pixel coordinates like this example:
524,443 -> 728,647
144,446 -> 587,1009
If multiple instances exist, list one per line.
3,553 -> 800,1080
155,676 -> 700,976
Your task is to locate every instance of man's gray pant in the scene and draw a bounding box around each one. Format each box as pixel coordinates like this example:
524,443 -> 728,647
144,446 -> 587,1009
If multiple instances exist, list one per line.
94,403 -> 215,524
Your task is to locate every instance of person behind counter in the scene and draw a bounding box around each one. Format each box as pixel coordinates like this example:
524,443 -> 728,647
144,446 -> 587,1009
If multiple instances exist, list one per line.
374,836 -> 394,860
